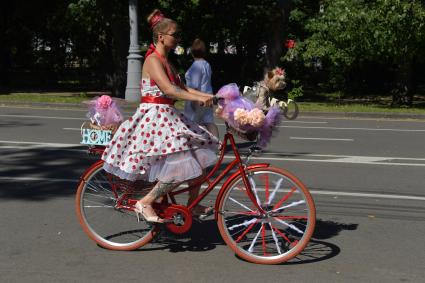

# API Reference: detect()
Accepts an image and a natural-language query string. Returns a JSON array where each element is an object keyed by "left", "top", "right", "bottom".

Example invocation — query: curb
[
  {"left": 0, "top": 101, "right": 140, "bottom": 111},
  {"left": 1, "top": 100, "right": 425, "bottom": 120}
]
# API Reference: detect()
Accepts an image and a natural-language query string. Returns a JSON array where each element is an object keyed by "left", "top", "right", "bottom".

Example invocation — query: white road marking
[
  {"left": 290, "top": 137, "right": 354, "bottom": 141},
  {"left": 0, "top": 176, "right": 77, "bottom": 182},
  {"left": 281, "top": 121, "right": 329, "bottom": 124},
  {"left": 308, "top": 190, "right": 425, "bottom": 201},
  {"left": 225, "top": 155, "right": 425, "bottom": 167},
  {"left": 260, "top": 152, "right": 425, "bottom": 161},
  {"left": 0, "top": 175, "right": 424, "bottom": 201},
  {"left": 2, "top": 114, "right": 423, "bottom": 132},
  {"left": 0, "top": 140, "right": 82, "bottom": 148},
  {"left": 1, "top": 141, "right": 425, "bottom": 166},
  {"left": 0, "top": 114, "right": 85, "bottom": 120},
  {"left": 279, "top": 125, "right": 425, "bottom": 132},
  {"left": 215, "top": 123, "right": 425, "bottom": 132}
]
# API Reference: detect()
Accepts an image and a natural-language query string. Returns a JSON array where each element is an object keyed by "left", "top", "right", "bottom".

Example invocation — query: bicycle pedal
[
  {"left": 198, "top": 212, "right": 214, "bottom": 221},
  {"left": 192, "top": 217, "right": 203, "bottom": 223}
]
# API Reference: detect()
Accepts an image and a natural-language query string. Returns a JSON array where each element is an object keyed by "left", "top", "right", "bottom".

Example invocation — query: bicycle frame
[
  {"left": 85, "top": 132, "right": 269, "bottom": 215},
  {"left": 166, "top": 132, "right": 268, "bottom": 215}
]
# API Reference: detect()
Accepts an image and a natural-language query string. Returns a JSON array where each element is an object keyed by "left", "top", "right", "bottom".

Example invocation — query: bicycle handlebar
[
  {"left": 199, "top": 96, "right": 223, "bottom": 107},
  {"left": 212, "top": 96, "right": 223, "bottom": 105}
]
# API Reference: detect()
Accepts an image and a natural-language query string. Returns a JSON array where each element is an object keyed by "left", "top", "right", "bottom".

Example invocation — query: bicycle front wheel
[
  {"left": 217, "top": 166, "right": 315, "bottom": 264},
  {"left": 75, "top": 161, "right": 157, "bottom": 250}
]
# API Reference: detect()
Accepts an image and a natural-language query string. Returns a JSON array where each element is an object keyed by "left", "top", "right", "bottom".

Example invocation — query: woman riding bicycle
[{"left": 101, "top": 9, "right": 219, "bottom": 223}]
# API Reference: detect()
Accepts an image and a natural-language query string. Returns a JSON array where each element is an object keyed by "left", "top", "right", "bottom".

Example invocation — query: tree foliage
[
  {"left": 290, "top": 0, "right": 425, "bottom": 104},
  {"left": 1, "top": 0, "right": 425, "bottom": 105}
]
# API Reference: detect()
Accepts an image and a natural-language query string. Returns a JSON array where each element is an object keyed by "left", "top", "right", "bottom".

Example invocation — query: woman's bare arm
[
  {"left": 187, "top": 87, "right": 212, "bottom": 97},
  {"left": 144, "top": 56, "right": 213, "bottom": 105}
]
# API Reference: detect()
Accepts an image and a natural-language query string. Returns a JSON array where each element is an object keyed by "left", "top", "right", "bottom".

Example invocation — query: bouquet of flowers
[
  {"left": 215, "top": 83, "right": 281, "bottom": 147},
  {"left": 85, "top": 95, "right": 124, "bottom": 133}
]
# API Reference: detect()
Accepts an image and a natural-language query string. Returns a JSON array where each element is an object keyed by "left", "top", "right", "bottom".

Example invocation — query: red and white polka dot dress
[{"left": 101, "top": 78, "right": 219, "bottom": 182}]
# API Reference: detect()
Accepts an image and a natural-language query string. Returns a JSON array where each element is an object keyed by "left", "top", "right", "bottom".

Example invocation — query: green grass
[
  {"left": 0, "top": 92, "right": 185, "bottom": 109},
  {"left": 299, "top": 102, "right": 425, "bottom": 114},
  {"left": 1, "top": 92, "right": 424, "bottom": 114},
  {"left": 0, "top": 93, "right": 90, "bottom": 104}
]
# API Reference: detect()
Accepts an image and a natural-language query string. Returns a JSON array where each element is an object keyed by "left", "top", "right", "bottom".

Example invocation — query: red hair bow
[
  {"left": 275, "top": 68, "right": 285, "bottom": 76},
  {"left": 150, "top": 11, "right": 165, "bottom": 28}
]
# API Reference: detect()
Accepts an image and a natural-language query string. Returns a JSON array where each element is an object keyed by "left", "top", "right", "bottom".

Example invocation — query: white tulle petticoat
[{"left": 103, "top": 148, "right": 217, "bottom": 182}]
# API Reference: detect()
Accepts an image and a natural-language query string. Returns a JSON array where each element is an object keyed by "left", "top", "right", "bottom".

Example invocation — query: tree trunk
[
  {"left": 391, "top": 58, "right": 413, "bottom": 107},
  {"left": 264, "top": 0, "right": 289, "bottom": 69}
]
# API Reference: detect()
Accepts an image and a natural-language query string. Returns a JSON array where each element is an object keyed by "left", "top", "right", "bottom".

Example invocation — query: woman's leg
[
  {"left": 137, "top": 180, "right": 180, "bottom": 221},
  {"left": 187, "top": 172, "right": 213, "bottom": 216},
  {"left": 187, "top": 174, "right": 204, "bottom": 206}
]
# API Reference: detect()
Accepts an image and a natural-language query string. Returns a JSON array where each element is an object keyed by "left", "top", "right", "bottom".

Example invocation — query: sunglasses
[{"left": 162, "top": 31, "right": 182, "bottom": 39}]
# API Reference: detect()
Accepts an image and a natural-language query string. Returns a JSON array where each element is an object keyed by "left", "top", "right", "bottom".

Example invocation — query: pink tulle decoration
[
  {"left": 86, "top": 95, "right": 124, "bottom": 126},
  {"left": 216, "top": 83, "right": 281, "bottom": 147}
]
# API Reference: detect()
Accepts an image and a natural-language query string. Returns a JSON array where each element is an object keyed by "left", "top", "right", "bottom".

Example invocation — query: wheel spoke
[
  {"left": 247, "top": 225, "right": 263, "bottom": 253},
  {"left": 268, "top": 223, "right": 282, "bottom": 254},
  {"left": 85, "top": 192, "right": 115, "bottom": 201},
  {"left": 272, "top": 200, "right": 305, "bottom": 213},
  {"left": 261, "top": 224, "right": 267, "bottom": 256},
  {"left": 273, "top": 217, "right": 304, "bottom": 234},
  {"left": 228, "top": 218, "right": 257, "bottom": 231},
  {"left": 222, "top": 210, "right": 256, "bottom": 215},
  {"left": 267, "top": 177, "right": 283, "bottom": 205},
  {"left": 272, "top": 225, "right": 293, "bottom": 245},
  {"left": 228, "top": 197, "right": 254, "bottom": 212},
  {"left": 272, "top": 187, "right": 296, "bottom": 210},
  {"left": 248, "top": 177, "right": 262, "bottom": 206},
  {"left": 235, "top": 219, "right": 259, "bottom": 243},
  {"left": 275, "top": 215, "right": 308, "bottom": 220}
]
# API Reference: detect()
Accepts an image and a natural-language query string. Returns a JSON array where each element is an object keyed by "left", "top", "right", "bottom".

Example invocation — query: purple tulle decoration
[
  {"left": 258, "top": 106, "right": 282, "bottom": 147},
  {"left": 85, "top": 95, "right": 124, "bottom": 126},
  {"left": 216, "top": 83, "right": 281, "bottom": 147}
]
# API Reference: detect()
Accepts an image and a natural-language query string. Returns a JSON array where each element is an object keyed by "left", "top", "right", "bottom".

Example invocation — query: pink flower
[
  {"left": 248, "top": 108, "right": 265, "bottom": 127},
  {"left": 96, "top": 95, "right": 113, "bottom": 109},
  {"left": 234, "top": 108, "right": 250, "bottom": 125}
]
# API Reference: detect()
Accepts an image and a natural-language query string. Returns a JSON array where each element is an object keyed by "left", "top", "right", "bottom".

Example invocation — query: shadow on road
[
  {"left": 132, "top": 218, "right": 357, "bottom": 265},
  {"left": 280, "top": 219, "right": 358, "bottom": 265},
  {"left": 313, "top": 219, "right": 358, "bottom": 240},
  {"left": 0, "top": 146, "right": 235, "bottom": 200},
  {"left": 137, "top": 220, "right": 224, "bottom": 253}
]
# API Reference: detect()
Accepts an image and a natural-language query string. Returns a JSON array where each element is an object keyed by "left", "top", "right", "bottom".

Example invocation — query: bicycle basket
[
  {"left": 227, "top": 124, "right": 258, "bottom": 142},
  {"left": 80, "top": 121, "right": 118, "bottom": 146}
]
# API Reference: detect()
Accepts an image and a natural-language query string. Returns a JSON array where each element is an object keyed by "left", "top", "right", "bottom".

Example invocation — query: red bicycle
[{"left": 75, "top": 124, "right": 316, "bottom": 264}]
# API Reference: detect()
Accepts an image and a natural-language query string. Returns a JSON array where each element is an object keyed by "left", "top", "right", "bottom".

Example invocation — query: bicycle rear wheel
[
  {"left": 217, "top": 166, "right": 315, "bottom": 264},
  {"left": 75, "top": 161, "right": 157, "bottom": 250}
]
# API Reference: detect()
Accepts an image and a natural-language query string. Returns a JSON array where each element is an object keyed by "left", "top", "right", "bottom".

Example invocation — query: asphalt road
[{"left": 1, "top": 105, "right": 424, "bottom": 283}]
